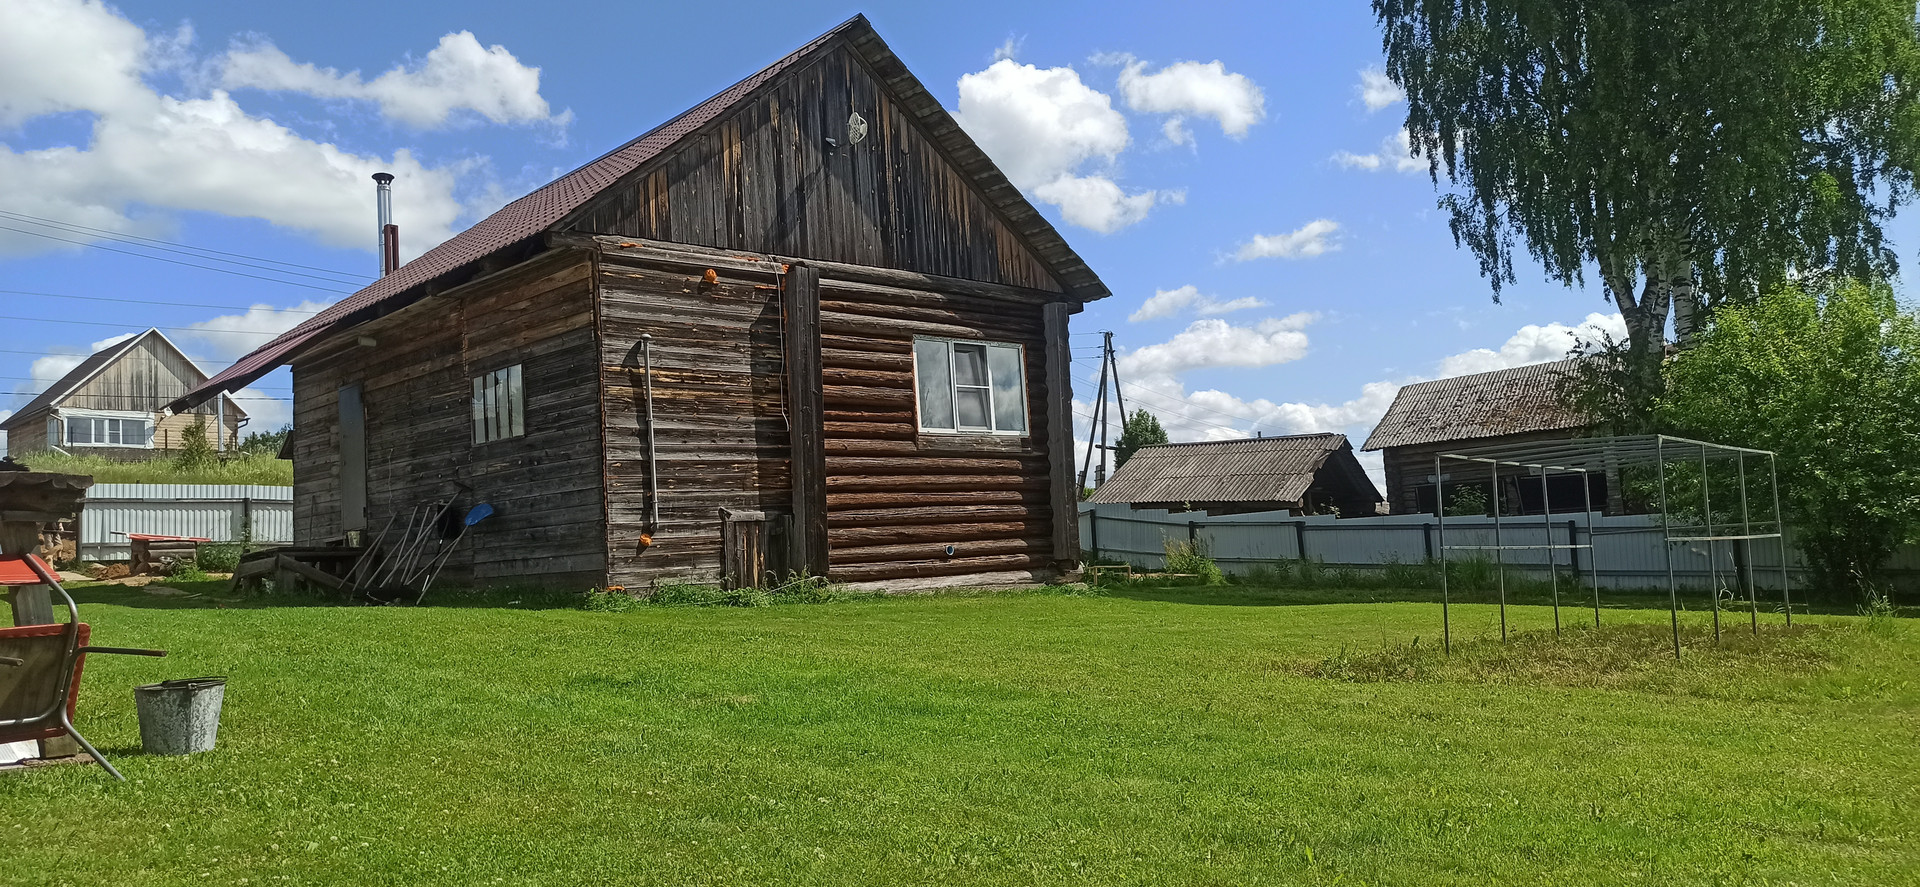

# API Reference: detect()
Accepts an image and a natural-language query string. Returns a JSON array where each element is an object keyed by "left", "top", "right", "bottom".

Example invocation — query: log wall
[
  {"left": 814, "top": 275, "right": 1061, "bottom": 586},
  {"left": 291, "top": 249, "right": 606, "bottom": 585}
]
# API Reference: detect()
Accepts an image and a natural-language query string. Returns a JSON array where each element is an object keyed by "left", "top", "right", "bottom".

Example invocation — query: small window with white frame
[
  {"left": 472, "top": 364, "right": 525, "bottom": 445},
  {"left": 913, "top": 338, "right": 1028, "bottom": 434}
]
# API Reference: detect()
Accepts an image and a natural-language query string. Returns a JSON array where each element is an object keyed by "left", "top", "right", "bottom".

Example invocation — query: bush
[
  {"left": 1163, "top": 539, "right": 1225, "bottom": 585},
  {"left": 197, "top": 543, "right": 243, "bottom": 574},
  {"left": 161, "top": 560, "right": 210, "bottom": 583}
]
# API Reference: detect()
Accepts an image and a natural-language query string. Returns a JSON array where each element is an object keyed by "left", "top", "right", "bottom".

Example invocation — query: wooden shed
[
  {"left": 1362, "top": 359, "right": 1612, "bottom": 515},
  {"left": 170, "top": 16, "right": 1101, "bottom": 590},
  {"left": 2, "top": 328, "right": 244, "bottom": 459},
  {"left": 1086, "top": 434, "right": 1382, "bottom": 517}
]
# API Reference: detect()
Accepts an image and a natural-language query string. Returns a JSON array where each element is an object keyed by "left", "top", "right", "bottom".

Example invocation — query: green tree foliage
[
  {"left": 1376, "top": 0, "right": 1920, "bottom": 403},
  {"left": 173, "top": 416, "right": 216, "bottom": 471},
  {"left": 1114, "top": 410, "right": 1170, "bottom": 468},
  {"left": 237, "top": 424, "right": 291, "bottom": 457},
  {"left": 1660, "top": 279, "right": 1920, "bottom": 599}
]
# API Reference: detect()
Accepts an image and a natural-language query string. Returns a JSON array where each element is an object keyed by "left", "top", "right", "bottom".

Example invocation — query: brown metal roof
[
  {"left": 1362, "top": 358, "right": 1589, "bottom": 451},
  {"left": 169, "top": 14, "right": 1108, "bottom": 414},
  {"left": 1087, "top": 433, "right": 1369, "bottom": 507}
]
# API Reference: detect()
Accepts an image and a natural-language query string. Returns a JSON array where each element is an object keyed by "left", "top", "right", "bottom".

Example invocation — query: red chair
[{"left": 0, "top": 554, "right": 164, "bottom": 780}]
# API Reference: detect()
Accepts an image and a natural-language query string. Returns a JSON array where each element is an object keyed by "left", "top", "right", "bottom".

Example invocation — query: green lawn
[{"left": 3, "top": 583, "right": 1915, "bottom": 886}]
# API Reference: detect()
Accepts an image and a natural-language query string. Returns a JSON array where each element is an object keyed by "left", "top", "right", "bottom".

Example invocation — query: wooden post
[
  {"left": 784, "top": 264, "right": 828, "bottom": 578},
  {"left": 1044, "top": 302, "right": 1080, "bottom": 569}
]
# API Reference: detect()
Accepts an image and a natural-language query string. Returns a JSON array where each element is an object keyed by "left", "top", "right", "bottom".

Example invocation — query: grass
[
  {"left": 8, "top": 450, "right": 292, "bottom": 485},
  {"left": 2, "top": 581, "right": 1916, "bottom": 886}
]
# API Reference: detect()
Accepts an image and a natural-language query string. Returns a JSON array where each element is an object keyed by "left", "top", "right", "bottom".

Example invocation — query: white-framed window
[
  {"left": 913, "top": 338, "right": 1028, "bottom": 434},
  {"left": 472, "top": 364, "right": 525, "bottom": 445},
  {"left": 65, "top": 413, "right": 154, "bottom": 448}
]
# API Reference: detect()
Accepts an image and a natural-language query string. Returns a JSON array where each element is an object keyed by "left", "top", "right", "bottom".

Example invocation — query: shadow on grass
[
  {"left": 64, "top": 580, "right": 590, "bottom": 612},
  {"left": 1097, "top": 581, "right": 1839, "bottom": 616}
]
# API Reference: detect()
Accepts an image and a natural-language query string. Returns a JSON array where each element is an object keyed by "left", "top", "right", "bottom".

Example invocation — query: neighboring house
[
  {"left": 1087, "top": 434, "right": 1383, "bottom": 517},
  {"left": 1, "top": 328, "right": 243, "bottom": 460},
  {"left": 1363, "top": 358, "right": 1610, "bottom": 515},
  {"left": 169, "top": 16, "right": 1102, "bottom": 590}
]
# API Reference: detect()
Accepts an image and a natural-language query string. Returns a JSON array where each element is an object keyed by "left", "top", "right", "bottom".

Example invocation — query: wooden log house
[{"left": 170, "top": 16, "right": 1104, "bottom": 590}]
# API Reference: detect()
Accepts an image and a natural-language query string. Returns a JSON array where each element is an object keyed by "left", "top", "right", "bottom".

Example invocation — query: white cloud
[
  {"left": 1116, "top": 58, "right": 1266, "bottom": 138},
  {"left": 0, "top": 0, "right": 552, "bottom": 261},
  {"left": 1358, "top": 68, "right": 1404, "bottom": 112},
  {"left": 1031, "top": 175, "right": 1165, "bottom": 234},
  {"left": 1162, "top": 117, "right": 1192, "bottom": 147},
  {"left": 1332, "top": 128, "right": 1424, "bottom": 174},
  {"left": 1117, "top": 314, "right": 1317, "bottom": 380},
  {"left": 1435, "top": 312, "right": 1626, "bottom": 377},
  {"left": 220, "top": 31, "right": 568, "bottom": 129},
  {"left": 955, "top": 58, "right": 1168, "bottom": 233},
  {"left": 1128, "top": 285, "right": 1266, "bottom": 322},
  {"left": 993, "top": 37, "right": 1023, "bottom": 62},
  {"left": 1233, "top": 219, "right": 1340, "bottom": 261},
  {"left": 172, "top": 301, "right": 333, "bottom": 363}
]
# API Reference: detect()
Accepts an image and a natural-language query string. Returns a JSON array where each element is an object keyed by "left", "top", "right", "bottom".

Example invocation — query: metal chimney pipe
[{"left": 372, "top": 172, "right": 396, "bottom": 276}]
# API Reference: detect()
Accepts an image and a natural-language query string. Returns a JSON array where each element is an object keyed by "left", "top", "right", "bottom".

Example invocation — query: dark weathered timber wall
[
  {"left": 598, "top": 253, "right": 791, "bottom": 586},
  {"left": 1379, "top": 428, "right": 1608, "bottom": 516},
  {"left": 562, "top": 45, "right": 1065, "bottom": 295},
  {"left": 815, "top": 275, "right": 1059, "bottom": 584},
  {"left": 291, "top": 249, "right": 606, "bottom": 584}
]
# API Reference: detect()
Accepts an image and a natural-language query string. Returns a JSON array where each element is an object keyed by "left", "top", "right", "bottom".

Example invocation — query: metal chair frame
[{"left": 0, "top": 554, "right": 164, "bottom": 780}]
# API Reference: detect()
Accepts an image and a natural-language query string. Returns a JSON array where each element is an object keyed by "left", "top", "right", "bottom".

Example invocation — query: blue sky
[{"left": 7, "top": 0, "right": 1881, "bottom": 481}]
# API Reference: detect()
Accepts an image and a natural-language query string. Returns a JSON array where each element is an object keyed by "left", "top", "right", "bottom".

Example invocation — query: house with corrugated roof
[
  {"left": 1, "top": 328, "right": 244, "bottom": 460},
  {"left": 165, "top": 15, "right": 1104, "bottom": 591},
  {"left": 1087, "top": 434, "right": 1382, "bottom": 517},
  {"left": 1362, "top": 358, "right": 1611, "bottom": 515}
]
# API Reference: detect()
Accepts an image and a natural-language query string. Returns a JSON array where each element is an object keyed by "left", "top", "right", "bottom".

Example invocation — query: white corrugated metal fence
[
  {"left": 79, "top": 484, "right": 292, "bottom": 562},
  {"left": 1080, "top": 502, "right": 1920, "bottom": 591}
]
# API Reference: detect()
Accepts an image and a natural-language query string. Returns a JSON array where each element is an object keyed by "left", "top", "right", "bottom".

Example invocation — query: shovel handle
[{"left": 79, "top": 646, "right": 168, "bottom": 657}]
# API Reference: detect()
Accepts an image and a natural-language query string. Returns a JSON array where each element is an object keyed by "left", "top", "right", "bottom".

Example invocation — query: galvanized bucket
[{"left": 133, "top": 677, "right": 226, "bottom": 755}]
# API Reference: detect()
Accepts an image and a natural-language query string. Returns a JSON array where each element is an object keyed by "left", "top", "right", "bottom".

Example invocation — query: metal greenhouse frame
[{"left": 1434, "top": 434, "right": 1791, "bottom": 657}]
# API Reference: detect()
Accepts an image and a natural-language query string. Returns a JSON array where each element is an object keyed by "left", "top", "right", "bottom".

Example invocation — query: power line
[
  {"left": 0, "top": 289, "right": 330, "bottom": 316},
  {"left": 0, "top": 208, "right": 374, "bottom": 281},
  {"left": 0, "top": 314, "right": 310, "bottom": 336},
  {"left": 0, "top": 225, "right": 356, "bottom": 295}
]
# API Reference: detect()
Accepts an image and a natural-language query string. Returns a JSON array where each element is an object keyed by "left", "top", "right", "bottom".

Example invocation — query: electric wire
[
  {"left": 0, "top": 210, "right": 372, "bottom": 285},
  {"left": 0, "top": 289, "right": 330, "bottom": 315},
  {"left": 0, "top": 209, "right": 374, "bottom": 280},
  {"left": 0, "top": 225, "right": 357, "bottom": 295}
]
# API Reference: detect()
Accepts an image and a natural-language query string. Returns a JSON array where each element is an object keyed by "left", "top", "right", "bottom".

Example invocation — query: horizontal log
[
  {"left": 823, "top": 408, "right": 914, "bottom": 423},
  {"left": 829, "top": 536, "right": 1053, "bottom": 566},
  {"left": 820, "top": 312, "right": 1042, "bottom": 345},
  {"left": 828, "top": 553, "right": 1049, "bottom": 583},
  {"left": 819, "top": 333, "right": 913, "bottom": 354},
  {"left": 824, "top": 438, "right": 1040, "bottom": 457},
  {"left": 822, "top": 421, "right": 916, "bottom": 441},
  {"left": 819, "top": 300, "right": 1039, "bottom": 338},
  {"left": 829, "top": 521, "right": 1049, "bottom": 548},
  {"left": 826, "top": 490, "right": 1050, "bottom": 509},
  {"left": 822, "top": 385, "right": 914, "bottom": 408},
  {"left": 821, "top": 367, "right": 913, "bottom": 389},
  {"left": 825, "top": 456, "right": 1044, "bottom": 475},
  {"left": 825, "top": 505, "right": 1040, "bottom": 527},
  {"left": 820, "top": 348, "right": 911, "bottom": 372},
  {"left": 836, "top": 569, "right": 1050, "bottom": 593},
  {"left": 818, "top": 278, "right": 1049, "bottom": 320},
  {"left": 825, "top": 475, "right": 1046, "bottom": 493}
]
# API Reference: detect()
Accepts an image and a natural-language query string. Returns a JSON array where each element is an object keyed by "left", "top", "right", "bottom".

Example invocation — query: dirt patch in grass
[{"left": 1300, "top": 620, "right": 1888, "bottom": 700}]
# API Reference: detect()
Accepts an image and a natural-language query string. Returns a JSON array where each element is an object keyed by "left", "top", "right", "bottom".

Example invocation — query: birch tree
[{"left": 1375, "top": 0, "right": 1920, "bottom": 395}]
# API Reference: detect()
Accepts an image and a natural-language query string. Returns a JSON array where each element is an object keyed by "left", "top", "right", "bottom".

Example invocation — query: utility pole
[{"left": 1078, "top": 331, "right": 1128, "bottom": 493}]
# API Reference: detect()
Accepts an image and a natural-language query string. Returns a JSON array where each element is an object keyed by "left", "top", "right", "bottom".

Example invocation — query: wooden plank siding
[
  {"left": 290, "top": 249, "right": 607, "bottom": 584},
  {"left": 1379, "top": 428, "right": 1623, "bottom": 516},
  {"left": 597, "top": 252, "right": 793, "bottom": 587},
  {"left": 814, "top": 274, "right": 1062, "bottom": 586},
  {"left": 561, "top": 44, "right": 1066, "bottom": 296}
]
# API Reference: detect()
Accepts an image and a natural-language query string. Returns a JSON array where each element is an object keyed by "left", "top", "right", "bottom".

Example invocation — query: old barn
[{"left": 171, "top": 16, "right": 1102, "bottom": 590}]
